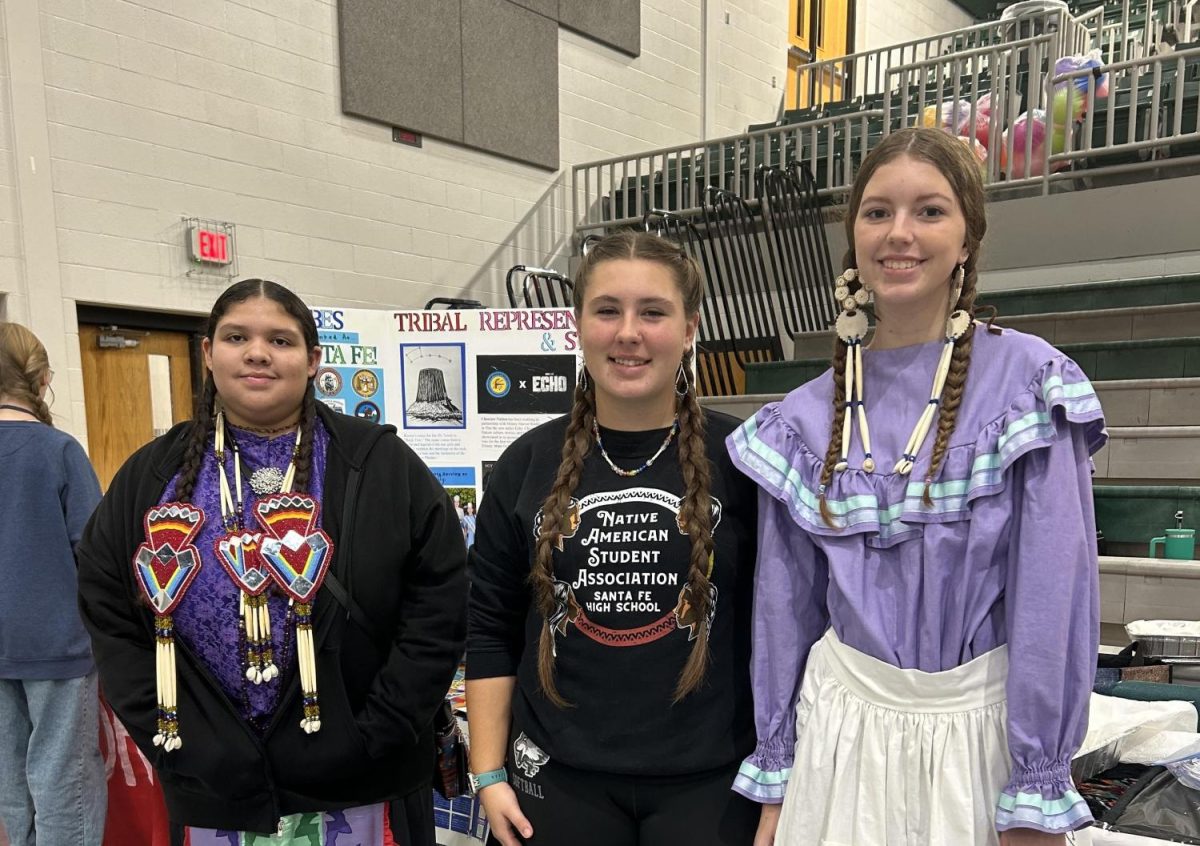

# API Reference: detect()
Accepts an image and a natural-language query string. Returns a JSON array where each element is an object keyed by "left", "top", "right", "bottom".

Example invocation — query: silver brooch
[{"left": 249, "top": 467, "right": 285, "bottom": 496}]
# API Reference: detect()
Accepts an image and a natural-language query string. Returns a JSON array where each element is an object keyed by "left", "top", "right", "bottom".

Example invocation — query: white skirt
[{"left": 776, "top": 629, "right": 1012, "bottom": 846}]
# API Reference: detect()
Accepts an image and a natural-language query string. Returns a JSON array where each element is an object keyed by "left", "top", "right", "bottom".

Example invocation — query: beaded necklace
[{"left": 592, "top": 417, "right": 679, "bottom": 477}]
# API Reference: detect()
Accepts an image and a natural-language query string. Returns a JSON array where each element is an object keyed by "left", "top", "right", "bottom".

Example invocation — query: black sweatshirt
[
  {"left": 76, "top": 404, "right": 467, "bottom": 832},
  {"left": 467, "top": 410, "right": 757, "bottom": 776}
]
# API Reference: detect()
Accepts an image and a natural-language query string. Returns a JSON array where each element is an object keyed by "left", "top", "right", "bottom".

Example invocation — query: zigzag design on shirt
[{"left": 573, "top": 610, "right": 677, "bottom": 646}]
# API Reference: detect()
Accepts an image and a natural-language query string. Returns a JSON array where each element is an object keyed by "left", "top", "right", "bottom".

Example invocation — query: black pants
[{"left": 488, "top": 756, "right": 759, "bottom": 846}]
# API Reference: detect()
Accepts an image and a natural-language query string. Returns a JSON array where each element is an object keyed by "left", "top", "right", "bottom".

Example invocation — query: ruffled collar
[{"left": 728, "top": 330, "right": 1106, "bottom": 547}]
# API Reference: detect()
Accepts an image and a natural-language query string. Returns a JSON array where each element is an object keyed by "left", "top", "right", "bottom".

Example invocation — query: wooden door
[
  {"left": 789, "top": 0, "right": 854, "bottom": 109},
  {"left": 79, "top": 325, "right": 195, "bottom": 490},
  {"left": 812, "top": 0, "right": 851, "bottom": 65},
  {"left": 791, "top": 0, "right": 811, "bottom": 55}
]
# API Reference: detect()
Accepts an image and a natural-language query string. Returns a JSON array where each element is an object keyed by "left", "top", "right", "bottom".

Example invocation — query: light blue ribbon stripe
[
  {"left": 998, "top": 790, "right": 1087, "bottom": 816},
  {"left": 734, "top": 389, "right": 1093, "bottom": 536},
  {"left": 733, "top": 761, "right": 790, "bottom": 803}
]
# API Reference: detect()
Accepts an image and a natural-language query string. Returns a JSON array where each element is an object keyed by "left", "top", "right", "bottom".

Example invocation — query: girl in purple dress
[{"left": 728, "top": 128, "right": 1104, "bottom": 846}]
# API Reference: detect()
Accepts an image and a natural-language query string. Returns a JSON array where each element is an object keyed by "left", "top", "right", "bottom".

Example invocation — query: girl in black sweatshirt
[{"left": 466, "top": 232, "right": 760, "bottom": 846}]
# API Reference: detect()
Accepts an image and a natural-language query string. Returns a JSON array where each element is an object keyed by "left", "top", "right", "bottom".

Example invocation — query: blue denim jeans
[{"left": 0, "top": 672, "right": 106, "bottom": 846}]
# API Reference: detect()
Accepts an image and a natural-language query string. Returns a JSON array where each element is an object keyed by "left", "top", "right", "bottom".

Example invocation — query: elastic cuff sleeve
[
  {"left": 995, "top": 767, "right": 1093, "bottom": 833},
  {"left": 731, "top": 743, "right": 793, "bottom": 803}
]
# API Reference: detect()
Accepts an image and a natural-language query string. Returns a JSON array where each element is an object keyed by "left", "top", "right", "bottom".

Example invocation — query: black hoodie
[{"left": 77, "top": 403, "right": 467, "bottom": 832}]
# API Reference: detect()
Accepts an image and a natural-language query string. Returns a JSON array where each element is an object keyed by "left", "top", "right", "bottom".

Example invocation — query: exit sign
[{"left": 189, "top": 225, "right": 233, "bottom": 265}]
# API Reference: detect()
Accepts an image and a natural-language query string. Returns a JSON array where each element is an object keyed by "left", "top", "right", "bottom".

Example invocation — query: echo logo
[{"left": 532, "top": 375, "right": 568, "bottom": 393}]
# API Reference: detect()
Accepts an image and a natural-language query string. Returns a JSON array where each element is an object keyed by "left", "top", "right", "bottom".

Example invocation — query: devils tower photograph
[
  {"left": 407, "top": 367, "right": 463, "bottom": 423},
  {"left": 401, "top": 343, "right": 466, "bottom": 428}
]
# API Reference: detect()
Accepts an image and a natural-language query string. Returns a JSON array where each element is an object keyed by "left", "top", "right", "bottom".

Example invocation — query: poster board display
[
  {"left": 315, "top": 305, "right": 580, "bottom": 845},
  {"left": 315, "top": 306, "right": 580, "bottom": 508}
]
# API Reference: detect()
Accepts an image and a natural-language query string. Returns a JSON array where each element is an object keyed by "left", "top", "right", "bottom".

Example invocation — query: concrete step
[
  {"left": 701, "top": 392, "right": 782, "bottom": 421},
  {"left": 977, "top": 273, "right": 1200, "bottom": 317},
  {"left": 1098, "top": 556, "right": 1200, "bottom": 649},
  {"left": 1063, "top": 336, "right": 1200, "bottom": 382},
  {"left": 1096, "top": 378, "right": 1200, "bottom": 426},
  {"left": 703, "top": 378, "right": 1200, "bottom": 427},
  {"left": 747, "top": 336, "right": 1200, "bottom": 394},
  {"left": 1093, "top": 426, "right": 1200, "bottom": 482},
  {"left": 792, "top": 303, "right": 1200, "bottom": 358},
  {"left": 788, "top": 273, "right": 1200, "bottom": 358}
]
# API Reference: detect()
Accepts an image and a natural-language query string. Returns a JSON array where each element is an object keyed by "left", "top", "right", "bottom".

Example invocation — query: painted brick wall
[
  {"left": 5, "top": 0, "right": 909, "bottom": 441},
  {"left": 32, "top": 0, "right": 786, "bottom": 328},
  {"left": 712, "top": 1, "right": 789, "bottom": 137},
  {"left": 858, "top": 0, "right": 975, "bottom": 52},
  {"left": 0, "top": 19, "right": 20, "bottom": 317}
]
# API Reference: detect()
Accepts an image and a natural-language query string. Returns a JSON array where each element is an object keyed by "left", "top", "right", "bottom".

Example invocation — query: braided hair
[
  {"left": 0, "top": 322, "right": 55, "bottom": 426},
  {"left": 818, "top": 128, "right": 988, "bottom": 525},
  {"left": 531, "top": 231, "right": 715, "bottom": 706},
  {"left": 175, "top": 279, "right": 320, "bottom": 501}
]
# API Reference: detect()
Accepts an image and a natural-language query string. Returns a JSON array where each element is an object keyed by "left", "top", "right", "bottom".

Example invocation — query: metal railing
[
  {"left": 1092, "top": 0, "right": 1199, "bottom": 64},
  {"left": 791, "top": 7, "right": 1089, "bottom": 110},
  {"left": 1046, "top": 44, "right": 1200, "bottom": 188},
  {"left": 572, "top": 45, "right": 1200, "bottom": 229},
  {"left": 883, "top": 34, "right": 1059, "bottom": 186},
  {"left": 571, "top": 0, "right": 1200, "bottom": 232},
  {"left": 572, "top": 109, "right": 882, "bottom": 234}
]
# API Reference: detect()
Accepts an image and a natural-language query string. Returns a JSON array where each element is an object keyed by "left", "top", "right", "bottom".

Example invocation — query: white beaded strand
[
  {"left": 829, "top": 263, "right": 973, "bottom": 481},
  {"left": 854, "top": 341, "right": 875, "bottom": 472}
]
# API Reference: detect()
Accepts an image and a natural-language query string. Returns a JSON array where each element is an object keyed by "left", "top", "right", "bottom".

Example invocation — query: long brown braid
[
  {"left": 0, "top": 323, "right": 55, "bottom": 426},
  {"left": 671, "top": 346, "right": 715, "bottom": 702},
  {"left": 922, "top": 258, "right": 980, "bottom": 506},
  {"left": 817, "top": 128, "right": 988, "bottom": 527},
  {"left": 533, "top": 230, "right": 714, "bottom": 706},
  {"left": 816, "top": 340, "right": 850, "bottom": 526},
  {"left": 173, "top": 279, "right": 321, "bottom": 503},
  {"left": 532, "top": 377, "right": 596, "bottom": 708}
]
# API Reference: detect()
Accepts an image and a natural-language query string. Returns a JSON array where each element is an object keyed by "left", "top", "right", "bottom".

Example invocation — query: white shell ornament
[
  {"left": 836, "top": 309, "right": 869, "bottom": 342},
  {"left": 854, "top": 288, "right": 870, "bottom": 305},
  {"left": 841, "top": 268, "right": 858, "bottom": 282},
  {"left": 834, "top": 285, "right": 850, "bottom": 301},
  {"left": 945, "top": 309, "right": 972, "bottom": 340},
  {"left": 843, "top": 296, "right": 857, "bottom": 311}
]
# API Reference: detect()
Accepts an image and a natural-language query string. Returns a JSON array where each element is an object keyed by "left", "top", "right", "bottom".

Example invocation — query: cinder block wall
[
  {"left": 857, "top": 0, "right": 974, "bottom": 52},
  {"left": 1, "top": 0, "right": 796, "bottom": 444}
]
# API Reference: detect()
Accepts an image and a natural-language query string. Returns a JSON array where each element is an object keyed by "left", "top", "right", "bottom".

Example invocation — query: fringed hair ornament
[
  {"left": 132, "top": 503, "right": 205, "bottom": 752},
  {"left": 829, "top": 262, "right": 973, "bottom": 481},
  {"left": 833, "top": 267, "right": 875, "bottom": 473}
]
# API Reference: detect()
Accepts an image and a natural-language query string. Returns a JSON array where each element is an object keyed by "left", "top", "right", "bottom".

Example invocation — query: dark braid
[
  {"left": 291, "top": 389, "right": 318, "bottom": 493},
  {"left": 532, "top": 376, "right": 596, "bottom": 708},
  {"left": 672, "top": 350, "right": 715, "bottom": 702},
  {"left": 922, "top": 260, "right": 980, "bottom": 506},
  {"left": 817, "top": 337, "right": 850, "bottom": 527},
  {"left": 174, "top": 378, "right": 217, "bottom": 502}
]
